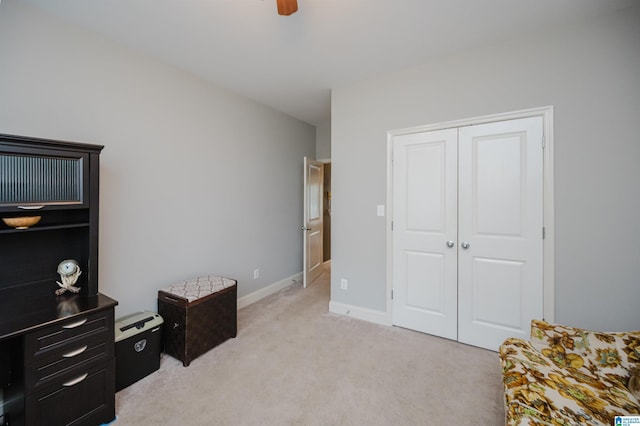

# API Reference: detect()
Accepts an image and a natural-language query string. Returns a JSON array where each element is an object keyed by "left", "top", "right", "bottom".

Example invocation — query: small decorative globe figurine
[{"left": 55, "top": 259, "right": 82, "bottom": 296}]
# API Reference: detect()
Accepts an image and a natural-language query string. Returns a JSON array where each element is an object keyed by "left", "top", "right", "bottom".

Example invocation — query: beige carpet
[{"left": 114, "top": 266, "right": 505, "bottom": 425}]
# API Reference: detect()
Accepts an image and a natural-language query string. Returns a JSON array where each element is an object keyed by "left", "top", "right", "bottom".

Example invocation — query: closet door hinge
[
  {"left": 391, "top": 221, "right": 394, "bottom": 231},
  {"left": 542, "top": 135, "right": 545, "bottom": 149},
  {"left": 542, "top": 227, "right": 546, "bottom": 239},
  {"left": 391, "top": 289, "right": 394, "bottom": 300}
]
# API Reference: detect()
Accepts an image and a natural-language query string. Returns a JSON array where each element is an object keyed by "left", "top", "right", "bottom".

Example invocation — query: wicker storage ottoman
[{"left": 157, "top": 275, "right": 237, "bottom": 367}]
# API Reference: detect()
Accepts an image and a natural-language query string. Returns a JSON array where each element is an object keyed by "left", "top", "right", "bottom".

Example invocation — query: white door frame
[{"left": 386, "top": 106, "right": 555, "bottom": 325}]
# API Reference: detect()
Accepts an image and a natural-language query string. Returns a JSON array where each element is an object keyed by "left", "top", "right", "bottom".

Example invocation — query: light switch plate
[{"left": 377, "top": 205, "right": 385, "bottom": 217}]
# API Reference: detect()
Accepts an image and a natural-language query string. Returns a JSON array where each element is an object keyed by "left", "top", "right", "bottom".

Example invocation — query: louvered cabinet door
[{"left": 0, "top": 148, "right": 89, "bottom": 211}]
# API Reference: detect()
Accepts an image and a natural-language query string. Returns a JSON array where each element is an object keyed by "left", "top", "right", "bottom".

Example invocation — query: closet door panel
[
  {"left": 392, "top": 129, "right": 458, "bottom": 340},
  {"left": 458, "top": 117, "right": 543, "bottom": 351}
]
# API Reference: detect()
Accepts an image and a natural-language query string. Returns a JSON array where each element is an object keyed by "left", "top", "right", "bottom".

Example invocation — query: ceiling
[{"left": 21, "top": 0, "right": 636, "bottom": 126}]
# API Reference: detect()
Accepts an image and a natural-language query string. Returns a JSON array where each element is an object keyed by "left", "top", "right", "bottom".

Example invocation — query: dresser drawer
[
  {"left": 25, "top": 358, "right": 115, "bottom": 426},
  {"left": 25, "top": 310, "right": 113, "bottom": 358},
  {"left": 25, "top": 331, "right": 113, "bottom": 389}
]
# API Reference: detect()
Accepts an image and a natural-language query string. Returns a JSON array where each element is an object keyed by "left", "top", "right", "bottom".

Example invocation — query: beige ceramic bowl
[{"left": 2, "top": 216, "right": 42, "bottom": 229}]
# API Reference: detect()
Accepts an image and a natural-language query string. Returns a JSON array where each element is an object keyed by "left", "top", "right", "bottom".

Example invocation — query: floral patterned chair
[{"left": 499, "top": 320, "right": 640, "bottom": 425}]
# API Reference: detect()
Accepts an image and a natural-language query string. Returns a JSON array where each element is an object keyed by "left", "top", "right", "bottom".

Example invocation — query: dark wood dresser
[{"left": 0, "top": 134, "right": 118, "bottom": 426}]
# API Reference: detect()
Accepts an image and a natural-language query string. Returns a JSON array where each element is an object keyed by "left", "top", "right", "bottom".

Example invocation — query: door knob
[
  {"left": 461, "top": 241, "right": 470, "bottom": 249},
  {"left": 446, "top": 241, "right": 455, "bottom": 248},
  {"left": 301, "top": 226, "right": 311, "bottom": 232}
]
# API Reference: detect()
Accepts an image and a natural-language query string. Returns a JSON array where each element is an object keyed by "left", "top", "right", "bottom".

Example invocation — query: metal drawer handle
[
  {"left": 63, "top": 373, "right": 88, "bottom": 387},
  {"left": 62, "top": 345, "right": 88, "bottom": 358},
  {"left": 62, "top": 318, "right": 87, "bottom": 329},
  {"left": 164, "top": 296, "right": 180, "bottom": 303},
  {"left": 18, "top": 205, "right": 45, "bottom": 210}
]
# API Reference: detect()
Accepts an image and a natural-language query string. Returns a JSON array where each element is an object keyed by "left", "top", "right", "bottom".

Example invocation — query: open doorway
[
  {"left": 302, "top": 158, "right": 331, "bottom": 289},
  {"left": 323, "top": 162, "right": 331, "bottom": 263}
]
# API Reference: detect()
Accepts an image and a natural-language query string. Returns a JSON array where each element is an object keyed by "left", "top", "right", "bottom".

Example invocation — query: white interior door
[
  {"left": 303, "top": 157, "right": 324, "bottom": 287},
  {"left": 392, "top": 129, "right": 458, "bottom": 339},
  {"left": 457, "top": 117, "right": 543, "bottom": 350}
]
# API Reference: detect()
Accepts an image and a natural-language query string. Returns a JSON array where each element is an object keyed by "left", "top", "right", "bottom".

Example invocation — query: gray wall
[
  {"left": 0, "top": 2, "right": 315, "bottom": 317},
  {"left": 315, "top": 121, "right": 331, "bottom": 160},
  {"left": 331, "top": 6, "right": 640, "bottom": 331}
]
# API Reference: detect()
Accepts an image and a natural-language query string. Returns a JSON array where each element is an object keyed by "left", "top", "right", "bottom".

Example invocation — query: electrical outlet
[
  {"left": 253, "top": 269, "right": 260, "bottom": 279},
  {"left": 340, "top": 278, "right": 348, "bottom": 290}
]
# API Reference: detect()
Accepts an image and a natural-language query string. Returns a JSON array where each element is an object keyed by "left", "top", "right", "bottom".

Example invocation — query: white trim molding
[
  {"left": 237, "top": 272, "right": 302, "bottom": 310},
  {"left": 329, "top": 301, "right": 391, "bottom": 326}
]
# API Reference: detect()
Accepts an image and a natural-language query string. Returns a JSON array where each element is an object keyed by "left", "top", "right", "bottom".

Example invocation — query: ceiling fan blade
[{"left": 277, "top": 0, "right": 298, "bottom": 16}]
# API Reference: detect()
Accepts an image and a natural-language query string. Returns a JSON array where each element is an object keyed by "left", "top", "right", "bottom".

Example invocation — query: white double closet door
[{"left": 392, "top": 117, "right": 543, "bottom": 351}]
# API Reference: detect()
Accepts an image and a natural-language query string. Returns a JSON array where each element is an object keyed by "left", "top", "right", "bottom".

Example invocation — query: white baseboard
[
  {"left": 237, "top": 272, "right": 302, "bottom": 310},
  {"left": 328, "top": 301, "right": 391, "bottom": 326}
]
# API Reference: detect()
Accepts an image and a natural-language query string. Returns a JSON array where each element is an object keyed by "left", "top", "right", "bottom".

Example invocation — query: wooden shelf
[{"left": 0, "top": 223, "right": 90, "bottom": 235}]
